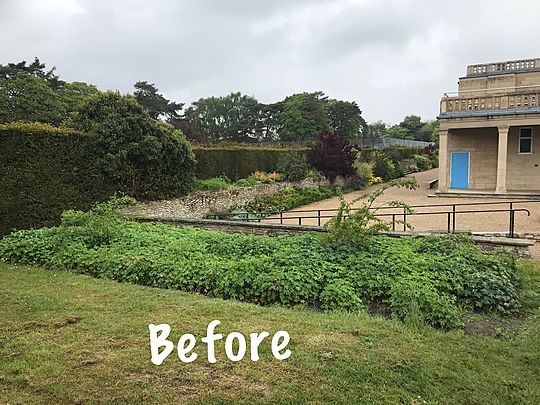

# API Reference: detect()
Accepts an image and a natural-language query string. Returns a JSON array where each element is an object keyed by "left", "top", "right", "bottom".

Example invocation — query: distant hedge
[
  {"left": 0, "top": 123, "right": 116, "bottom": 236},
  {"left": 193, "top": 145, "right": 310, "bottom": 180},
  {"left": 359, "top": 146, "right": 425, "bottom": 162}
]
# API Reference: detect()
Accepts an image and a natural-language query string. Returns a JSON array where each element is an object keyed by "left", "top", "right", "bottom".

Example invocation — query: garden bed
[{"left": 0, "top": 207, "right": 525, "bottom": 330}]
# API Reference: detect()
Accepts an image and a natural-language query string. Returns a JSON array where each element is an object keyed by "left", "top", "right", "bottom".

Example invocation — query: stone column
[
  {"left": 496, "top": 126, "right": 509, "bottom": 194},
  {"left": 438, "top": 129, "right": 449, "bottom": 192}
]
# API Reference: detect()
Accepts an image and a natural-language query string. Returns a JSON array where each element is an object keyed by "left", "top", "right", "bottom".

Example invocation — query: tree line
[{"left": 0, "top": 57, "right": 436, "bottom": 144}]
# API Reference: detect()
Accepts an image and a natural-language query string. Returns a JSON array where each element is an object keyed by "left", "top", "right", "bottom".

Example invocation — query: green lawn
[{"left": 1, "top": 261, "right": 539, "bottom": 404}]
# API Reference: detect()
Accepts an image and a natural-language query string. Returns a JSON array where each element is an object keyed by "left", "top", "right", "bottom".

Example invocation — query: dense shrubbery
[
  {"left": 68, "top": 92, "right": 195, "bottom": 199},
  {"left": 0, "top": 94, "right": 196, "bottom": 235},
  {"left": 0, "top": 122, "right": 116, "bottom": 236},
  {"left": 0, "top": 206, "right": 521, "bottom": 329},
  {"left": 241, "top": 186, "right": 339, "bottom": 214},
  {"left": 193, "top": 145, "right": 309, "bottom": 181},
  {"left": 371, "top": 151, "right": 397, "bottom": 181}
]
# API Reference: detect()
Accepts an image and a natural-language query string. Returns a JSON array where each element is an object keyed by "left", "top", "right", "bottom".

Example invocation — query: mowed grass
[{"left": 1, "top": 261, "right": 539, "bottom": 404}]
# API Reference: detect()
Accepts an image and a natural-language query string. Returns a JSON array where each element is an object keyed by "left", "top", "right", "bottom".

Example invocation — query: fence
[
  {"left": 213, "top": 200, "right": 540, "bottom": 238},
  {"left": 354, "top": 137, "right": 434, "bottom": 149}
]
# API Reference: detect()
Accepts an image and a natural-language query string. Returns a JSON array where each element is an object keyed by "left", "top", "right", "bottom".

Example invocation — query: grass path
[{"left": 1, "top": 262, "right": 540, "bottom": 404}]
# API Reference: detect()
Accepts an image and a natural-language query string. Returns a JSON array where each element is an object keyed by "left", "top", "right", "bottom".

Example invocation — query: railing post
[
  {"left": 447, "top": 212, "right": 451, "bottom": 233},
  {"left": 403, "top": 207, "right": 407, "bottom": 231},
  {"left": 392, "top": 214, "right": 396, "bottom": 231},
  {"left": 299, "top": 217, "right": 302, "bottom": 226},
  {"left": 452, "top": 204, "right": 456, "bottom": 232},
  {"left": 317, "top": 210, "right": 321, "bottom": 227},
  {"left": 280, "top": 211, "right": 283, "bottom": 225},
  {"left": 509, "top": 209, "right": 515, "bottom": 238}
]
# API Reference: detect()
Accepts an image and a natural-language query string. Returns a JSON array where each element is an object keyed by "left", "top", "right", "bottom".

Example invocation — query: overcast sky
[{"left": 1, "top": 0, "right": 539, "bottom": 124}]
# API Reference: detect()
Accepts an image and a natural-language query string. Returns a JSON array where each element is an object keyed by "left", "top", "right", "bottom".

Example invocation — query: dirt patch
[
  {"left": 367, "top": 298, "right": 392, "bottom": 319},
  {"left": 463, "top": 317, "right": 521, "bottom": 338},
  {"left": 77, "top": 356, "right": 105, "bottom": 367},
  {"left": 463, "top": 320, "right": 496, "bottom": 337},
  {"left": 23, "top": 320, "right": 47, "bottom": 330},
  {"left": 54, "top": 316, "right": 82, "bottom": 328}
]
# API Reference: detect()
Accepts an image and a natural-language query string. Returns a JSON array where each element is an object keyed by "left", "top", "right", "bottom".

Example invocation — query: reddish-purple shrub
[{"left": 308, "top": 132, "right": 356, "bottom": 179}]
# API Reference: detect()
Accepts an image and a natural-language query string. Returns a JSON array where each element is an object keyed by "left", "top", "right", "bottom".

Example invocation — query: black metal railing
[{"left": 212, "top": 200, "right": 539, "bottom": 238}]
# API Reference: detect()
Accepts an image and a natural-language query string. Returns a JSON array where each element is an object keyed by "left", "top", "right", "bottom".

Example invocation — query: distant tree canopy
[
  {"left": 175, "top": 91, "right": 367, "bottom": 143},
  {"left": 133, "top": 81, "right": 183, "bottom": 120},
  {"left": 4, "top": 57, "right": 442, "bottom": 145},
  {"left": 180, "top": 92, "right": 263, "bottom": 143},
  {"left": 0, "top": 58, "right": 99, "bottom": 125},
  {"left": 367, "top": 115, "right": 438, "bottom": 143},
  {"left": 0, "top": 57, "right": 64, "bottom": 89}
]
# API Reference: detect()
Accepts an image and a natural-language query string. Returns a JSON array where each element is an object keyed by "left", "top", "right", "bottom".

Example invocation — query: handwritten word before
[{"left": 149, "top": 320, "right": 292, "bottom": 365}]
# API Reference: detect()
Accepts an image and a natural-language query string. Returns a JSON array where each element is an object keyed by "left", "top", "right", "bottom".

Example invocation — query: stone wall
[
  {"left": 126, "top": 176, "right": 354, "bottom": 219},
  {"left": 135, "top": 217, "right": 534, "bottom": 257}
]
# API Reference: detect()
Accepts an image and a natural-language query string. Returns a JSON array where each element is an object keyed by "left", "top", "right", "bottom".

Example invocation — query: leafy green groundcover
[{"left": 0, "top": 210, "right": 521, "bottom": 330}]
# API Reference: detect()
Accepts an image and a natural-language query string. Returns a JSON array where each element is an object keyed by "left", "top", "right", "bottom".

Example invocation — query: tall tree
[
  {"left": 386, "top": 124, "right": 414, "bottom": 140},
  {"left": 181, "top": 92, "right": 262, "bottom": 142},
  {"left": 325, "top": 99, "right": 367, "bottom": 140},
  {"left": 259, "top": 101, "right": 282, "bottom": 141},
  {"left": 0, "top": 73, "right": 65, "bottom": 124},
  {"left": 363, "top": 121, "right": 387, "bottom": 147},
  {"left": 399, "top": 115, "right": 424, "bottom": 135},
  {"left": 133, "top": 81, "right": 183, "bottom": 120},
  {"left": 277, "top": 92, "right": 330, "bottom": 142},
  {"left": 0, "top": 57, "right": 64, "bottom": 89}
]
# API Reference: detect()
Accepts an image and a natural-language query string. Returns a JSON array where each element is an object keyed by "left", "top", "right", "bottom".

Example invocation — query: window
[{"left": 519, "top": 128, "right": 533, "bottom": 154}]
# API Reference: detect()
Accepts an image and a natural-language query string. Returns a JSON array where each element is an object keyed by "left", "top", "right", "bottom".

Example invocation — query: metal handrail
[
  {"left": 227, "top": 200, "right": 540, "bottom": 217},
  {"left": 217, "top": 201, "right": 538, "bottom": 238}
]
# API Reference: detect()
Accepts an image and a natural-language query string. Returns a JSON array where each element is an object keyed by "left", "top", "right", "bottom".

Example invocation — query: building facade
[{"left": 437, "top": 58, "right": 540, "bottom": 196}]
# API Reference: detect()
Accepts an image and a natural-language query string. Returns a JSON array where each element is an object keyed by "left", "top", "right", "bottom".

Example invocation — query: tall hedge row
[
  {"left": 193, "top": 146, "right": 310, "bottom": 180},
  {"left": 0, "top": 123, "right": 117, "bottom": 236},
  {"left": 359, "top": 146, "right": 425, "bottom": 162}
]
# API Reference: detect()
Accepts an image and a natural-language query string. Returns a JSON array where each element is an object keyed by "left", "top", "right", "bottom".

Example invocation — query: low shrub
[
  {"left": 353, "top": 160, "right": 382, "bottom": 185},
  {"left": 194, "top": 176, "right": 232, "bottom": 191},
  {"left": 277, "top": 152, "right": 311, "bottom": 181},
  {"left": 411, "top": 154, "right": 432, "bottom": 171},
  {"left": 253, "top": 171, "right": 282, "bottom": 183},
  {"left": 371, "top": 151, "right": 396, "bottom": 181},
  {"left": 0, "top": 207, "right": 523, "bottom": 329},
  {"left": 325, "top": 179, "right": 417, "bottom": 249},
  {"left": 320, "top": 279, "right": 363, "bottom": 312},
  {"left": 389, "top": 277, "right": 462, "bottom": 329},
  {"left": 234, "top": 175, "right": 260, "bottom": 187}
]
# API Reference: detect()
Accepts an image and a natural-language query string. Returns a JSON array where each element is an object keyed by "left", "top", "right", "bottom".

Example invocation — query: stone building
[{"left": 437, "top": 58, "right": 540, "bottom": 196}]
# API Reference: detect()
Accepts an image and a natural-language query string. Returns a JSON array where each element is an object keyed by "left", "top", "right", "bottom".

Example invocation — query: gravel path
[{"left": 271, "top": 169, "right": 540, "bottom": 258}]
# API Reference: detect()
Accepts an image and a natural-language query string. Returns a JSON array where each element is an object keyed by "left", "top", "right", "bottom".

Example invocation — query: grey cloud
[{"left": 1, "top": 0, "right": 539, "bottom": 123}]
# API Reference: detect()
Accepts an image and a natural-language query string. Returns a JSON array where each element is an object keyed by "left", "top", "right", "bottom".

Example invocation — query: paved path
[{"left": 271, "top": 169, "right": 540, "bottom": 258}]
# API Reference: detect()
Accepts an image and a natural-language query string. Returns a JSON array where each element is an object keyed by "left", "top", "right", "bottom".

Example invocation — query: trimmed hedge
[
  {"left": 0, "top": 123, "right": 116, "bottom": 236},
  {"left": 193, "top": 145, "right": 310, "bottom": 180},
  {"left": 359, "top": 146, "right": 424, "bottom": 162}
]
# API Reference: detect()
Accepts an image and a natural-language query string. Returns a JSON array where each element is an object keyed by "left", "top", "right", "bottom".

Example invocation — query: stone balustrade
[
  {"left": 467, "top": 58, "right": 540, "bottom": 76},
  {"left": 440, "top": 87, "right": 540, "bottom": 114}
]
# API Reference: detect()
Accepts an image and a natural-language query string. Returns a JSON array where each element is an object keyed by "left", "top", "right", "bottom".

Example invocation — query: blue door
[{"left": 450, "top": 152, "right": 469, "bottom": 189}]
